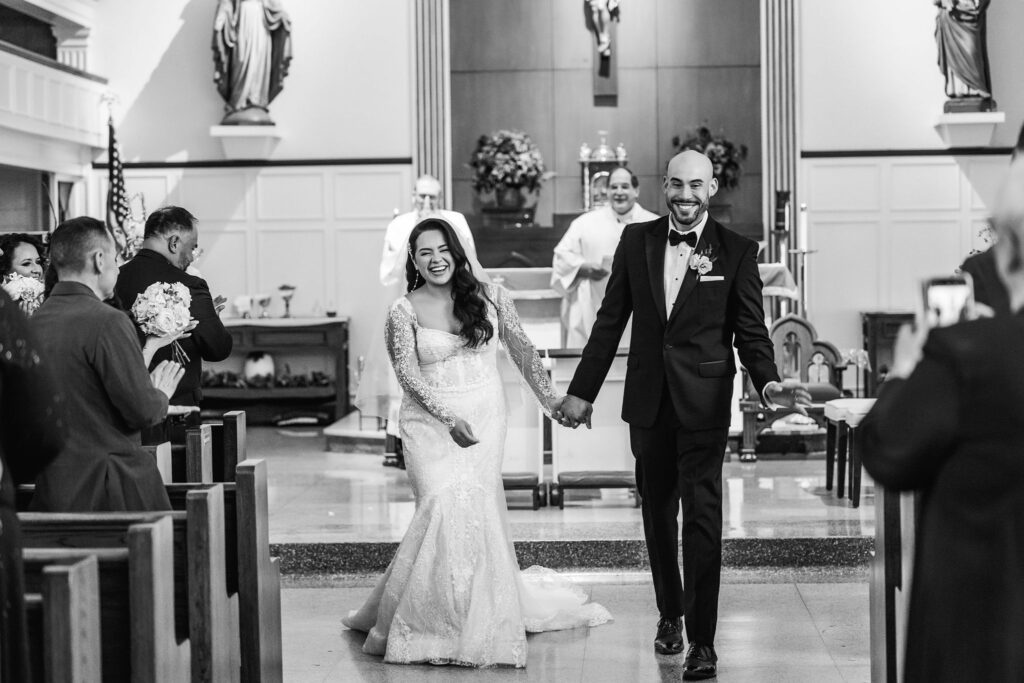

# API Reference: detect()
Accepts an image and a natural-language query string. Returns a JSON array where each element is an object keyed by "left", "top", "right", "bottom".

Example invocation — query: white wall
[
  {"left": 798, "top": 1, "right": 1021, "bottom": 353},
  {"left": 90, "top": 0, "right": 413, "bottom": 161},
  {"left": 803, "top": 155, "right": 1005, "bottom": 351},
  {"left": 800, "top": 0, "right": 1024, "bottom": 150}
]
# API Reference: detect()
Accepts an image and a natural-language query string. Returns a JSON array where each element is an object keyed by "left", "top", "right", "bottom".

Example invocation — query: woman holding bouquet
[
  {"left": 0, "top": 233, "right": 46, "bottom": 316},
  {"left": 342, "top": 218, "right": 610, "bottom": 668}
]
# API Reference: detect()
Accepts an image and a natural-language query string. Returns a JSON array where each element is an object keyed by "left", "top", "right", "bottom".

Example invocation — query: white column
[{"left": 413, "top": 0, "right": 453, "bottom": 205}]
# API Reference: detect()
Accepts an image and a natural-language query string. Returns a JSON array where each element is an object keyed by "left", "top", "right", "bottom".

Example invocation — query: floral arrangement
[
  {"left": 130, "top": 281, "right": 193, "bottom": 364},
  {"left": 469, "top": 129, "right": 552, "bottom": 194},
  {"left": 2, "top": 273, "right": 45, "bottom": 316},
  {"left": 672, "top": 126, "right": 748, "bottom": 190}
]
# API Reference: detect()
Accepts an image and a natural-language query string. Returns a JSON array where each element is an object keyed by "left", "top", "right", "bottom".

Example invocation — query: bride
[{"left": 342, "top": 217, "right": 611, "bottom": 667}]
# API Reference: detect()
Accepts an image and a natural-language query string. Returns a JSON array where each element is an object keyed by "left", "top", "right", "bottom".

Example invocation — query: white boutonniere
[{"left": 688, "top": 247, "right": 716, "bottom": 277}]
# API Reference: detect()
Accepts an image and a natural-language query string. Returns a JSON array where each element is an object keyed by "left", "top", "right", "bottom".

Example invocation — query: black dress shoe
[
  {"left": 683, "top": 642, "right": 718, "bottom": 680},
  {"left": 654, "top": 617, "right": 684, "bottom": 655}
]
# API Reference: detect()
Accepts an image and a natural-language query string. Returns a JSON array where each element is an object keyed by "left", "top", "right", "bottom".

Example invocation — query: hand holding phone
[{"left": 920, "top": 274, "right": 975, "bottom": 329}]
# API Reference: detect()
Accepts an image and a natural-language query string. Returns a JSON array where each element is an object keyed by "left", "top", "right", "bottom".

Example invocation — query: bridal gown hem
[{"left": 341, "top": 285, "right": 611, "bottom": 668}]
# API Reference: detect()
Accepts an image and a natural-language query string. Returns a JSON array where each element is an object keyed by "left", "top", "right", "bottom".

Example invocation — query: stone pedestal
[
  {"left": 934, "top": 111, "right": 1005, "bottom": 147},
  {"left": 210, "top": 125, "right": 282, "bottom": 160}
]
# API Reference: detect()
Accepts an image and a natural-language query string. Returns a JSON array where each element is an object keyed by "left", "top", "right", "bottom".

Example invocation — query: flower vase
[{"left": 481, "top": 187, "right": 539, "bottom": 228}]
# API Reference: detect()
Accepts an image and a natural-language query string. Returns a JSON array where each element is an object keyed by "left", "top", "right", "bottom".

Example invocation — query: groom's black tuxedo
[{"left": 568, "top": 214, "right": 780, "bottom": 645}]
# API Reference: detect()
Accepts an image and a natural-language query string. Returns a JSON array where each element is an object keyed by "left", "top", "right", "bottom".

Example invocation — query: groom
[{"left": 559, "top": 151, "right": 810, "bottom": 679}]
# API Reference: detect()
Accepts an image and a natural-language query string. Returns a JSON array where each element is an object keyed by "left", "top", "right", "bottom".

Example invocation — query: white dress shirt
[{"left": 664, "top": 212, "right": 708, "bottom": 315}]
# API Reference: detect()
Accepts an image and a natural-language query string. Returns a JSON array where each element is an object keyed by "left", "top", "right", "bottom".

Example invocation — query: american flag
[{"left": 106, "top": 118, "right": 131, "bottom": 251}]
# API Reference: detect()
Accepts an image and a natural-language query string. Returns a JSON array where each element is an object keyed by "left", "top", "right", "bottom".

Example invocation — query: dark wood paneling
[
  {"left": 551, "top": 68, "right": 659, "bottom": 179},
  {"left": 450, "top": 0, "right": 554, "bottom": 72},
  {"left": 450, "top": 70, "right": 556, "bottom": 182},
  {"left": 655, "top": 0, "right": 761, "bottom": 67}
]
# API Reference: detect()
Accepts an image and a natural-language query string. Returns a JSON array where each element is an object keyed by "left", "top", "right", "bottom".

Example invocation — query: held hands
[
  {"left": 142, "top": 320, "right": 198, "bottom": 367},
  {"left": 553, "top": 394, "right": 593, "bottom": 429},
  {"left": 449, "top": 418, "right": 480, "bottom": 448},
  {"left": 577, "top": 262, "right": 610, "bottom": 281},
  {"left": 765, "top": 379, "right": 813, "bottom": 416},
  {"left": 150, "top": 360, "right": 185, "bottom": 400}
]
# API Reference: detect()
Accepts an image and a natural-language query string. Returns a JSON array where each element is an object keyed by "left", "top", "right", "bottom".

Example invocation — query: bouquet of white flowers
[
  {"left": 130, "top": 282, "right": 194, "bottom": 364},
  {"left": 2, "top": 273, "right": 45, "bottom": 316}
]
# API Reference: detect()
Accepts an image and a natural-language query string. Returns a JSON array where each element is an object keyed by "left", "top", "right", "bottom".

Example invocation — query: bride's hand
[{"left": 449, "top": 418, "right": 479, "bottom": 448}]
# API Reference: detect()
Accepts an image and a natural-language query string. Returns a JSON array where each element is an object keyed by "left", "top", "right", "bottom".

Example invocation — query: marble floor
[
  {"left": 246, "top": 427, "right": 876, "bottom": 545},
  {"left": 281, "top": 572, "right": 870, "bottom": 682}
]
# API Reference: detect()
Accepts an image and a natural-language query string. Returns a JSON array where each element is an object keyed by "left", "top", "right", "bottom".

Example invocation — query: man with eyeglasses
[{"left": 116, "top": 205, "right": 233, "bottom": 451}]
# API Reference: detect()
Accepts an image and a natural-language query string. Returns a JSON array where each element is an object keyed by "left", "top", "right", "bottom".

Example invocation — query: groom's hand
[
  {"left": 557, "top": 395, "right": 593, "bottom": 429},
  {"left": 765, "top": 380, "right": 813, "bottom": 416}
]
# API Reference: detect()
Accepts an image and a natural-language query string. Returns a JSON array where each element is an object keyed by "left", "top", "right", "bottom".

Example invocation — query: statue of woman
[
  {"left": 213, "top": 0, "right": 293, "bottom": 125},
  {"left": 934, "top": 0, "right": 993, "bottom": 109}
]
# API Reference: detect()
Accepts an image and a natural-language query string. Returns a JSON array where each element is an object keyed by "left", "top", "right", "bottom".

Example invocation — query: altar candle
[{"left": 798, "top": 204, "right": 809, "bottom": 251}]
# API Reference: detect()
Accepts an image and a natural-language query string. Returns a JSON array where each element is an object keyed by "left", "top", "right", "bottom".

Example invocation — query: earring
[{"left": 413, "top": 270, "right": 423, "bottom": 288}]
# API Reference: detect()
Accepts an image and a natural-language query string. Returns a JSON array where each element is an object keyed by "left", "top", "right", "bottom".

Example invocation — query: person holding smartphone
[{"left": 859, "top": 158, "right": 1024, "bottom": 682}]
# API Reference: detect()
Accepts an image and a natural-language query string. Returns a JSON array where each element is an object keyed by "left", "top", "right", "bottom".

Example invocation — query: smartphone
[{"left": 920, "top": 274, "right": 974, "bottom": 328}]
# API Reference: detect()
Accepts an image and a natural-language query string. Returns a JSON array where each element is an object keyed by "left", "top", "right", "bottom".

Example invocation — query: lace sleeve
[
  {"left": 385, "top": 299, "right": 458, "bottom": 428},
  {"left": 492, "top": 285, "right": 559, "bottom": 414}
]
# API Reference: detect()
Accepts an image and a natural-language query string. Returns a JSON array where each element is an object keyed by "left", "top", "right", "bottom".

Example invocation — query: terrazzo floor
[
  {"left": 281, "top": 573, "right": 871, "bottom": 682},
  {"left": 248, "top": 427, "right": 876, "bottom": 546}
]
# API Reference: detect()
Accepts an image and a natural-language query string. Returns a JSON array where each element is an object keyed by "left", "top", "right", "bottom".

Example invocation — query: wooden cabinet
[
  {"left": 203, "top": 318, "right": 349, "bottom": 424},
  {"left": 861, "top": 312, "right": 914, "bottom": 398}
]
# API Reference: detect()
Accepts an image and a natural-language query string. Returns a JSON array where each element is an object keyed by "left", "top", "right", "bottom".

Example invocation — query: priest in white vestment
[{"left": 551, "top": 167, "right": 658, "bottom": 347}]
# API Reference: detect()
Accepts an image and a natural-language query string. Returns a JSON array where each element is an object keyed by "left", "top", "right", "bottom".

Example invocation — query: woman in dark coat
[
  {"left": 0, "top": 289, "right": 64, "bottom": 682},
  {"left": 861, "top": 160, "right": 1024, "bottom": 682}
]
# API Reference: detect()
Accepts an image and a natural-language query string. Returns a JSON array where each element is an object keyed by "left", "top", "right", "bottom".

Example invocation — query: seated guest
[
  {"left": 0, "top": 232, "right": 45, "bottom": 281},
  {"left": 29, "top": 217, "right": 184, "bottom": 512},
  {"left": 0, "top": 289, "right": 64, "bottom": 683},
  {"left": 860, "top": 158, "right": 1024, "bottom": 682},
  {"left": 116, "top": 206, "right": 232, "bottom": 444}
]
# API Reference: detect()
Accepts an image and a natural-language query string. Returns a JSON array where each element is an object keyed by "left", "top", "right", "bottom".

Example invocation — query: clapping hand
[
  {"left": 553, "top": 394, "right": 593, "bottom": 429},
  {"left": 449, "top": 418, "right": 480, "bottom": 448},
  {"left": 765, "top": 379, "right": 813, "bottom": 416},
  {"left": 150, "top": 360, "right": 185, "bottom": 399},
  {"left": 213, "top": 295, "right": 227, "bottom": 315}
]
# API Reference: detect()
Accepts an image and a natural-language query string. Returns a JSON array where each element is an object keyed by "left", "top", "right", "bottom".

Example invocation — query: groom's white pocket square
[{"left": 700, "top": 276, "right": 725, "bottom": 282}]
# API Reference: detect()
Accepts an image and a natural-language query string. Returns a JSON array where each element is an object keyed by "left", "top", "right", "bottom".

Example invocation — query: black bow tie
[{"left": 668, "top": 229, "right": 698, "bottom": 247}]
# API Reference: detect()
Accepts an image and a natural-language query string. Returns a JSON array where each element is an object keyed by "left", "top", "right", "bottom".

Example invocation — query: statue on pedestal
[
  {"left": 213, "top": 0, "right": 293, "bottom": 125},
  {"left": 934, "top": 0, "right": 995, "bottom": 112}
]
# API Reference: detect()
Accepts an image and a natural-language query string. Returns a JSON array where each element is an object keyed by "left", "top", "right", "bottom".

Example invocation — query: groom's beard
[{"left": 668, "top": 199, "right": 707, "bottom": 227}]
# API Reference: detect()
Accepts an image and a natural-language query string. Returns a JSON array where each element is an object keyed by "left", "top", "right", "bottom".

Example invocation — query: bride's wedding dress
[{"left": 342, "top": 285, "right": 610, "bottom": 667}]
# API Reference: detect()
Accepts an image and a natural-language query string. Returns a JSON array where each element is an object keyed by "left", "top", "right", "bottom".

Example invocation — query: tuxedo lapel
[
  {"left": 667, "top": 218, "right": 721, "bottom": 326},
  {"left": 645, "top": 218, "right": 669, "bottom": 325}
]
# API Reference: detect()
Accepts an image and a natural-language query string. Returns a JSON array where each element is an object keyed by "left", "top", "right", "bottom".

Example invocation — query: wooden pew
[
  {"left": 166, "top": 459, "right": 282, "bottom": 683},
  {"left": 23, "top": 554, "right": 103, "bottom": 682},
  {"left": 19, "top": 486, "right": 235, "bottom": 683},
  {"left": 209, "top": 411, "right": 246, "bottom": 483},
  {"left": 142, "top": 442, "right": 173, "bottom": 483},
  {"left": 21, "top": 518, "right": 188, "bottom": 683},
  {"left": 181, "top": 424, "right": 214, "bottom": 484}
]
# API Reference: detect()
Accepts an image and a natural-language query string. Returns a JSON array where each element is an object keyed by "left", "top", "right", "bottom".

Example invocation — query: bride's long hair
[{"left": 405, "top": 218, "right": 494, "bottom": 348}]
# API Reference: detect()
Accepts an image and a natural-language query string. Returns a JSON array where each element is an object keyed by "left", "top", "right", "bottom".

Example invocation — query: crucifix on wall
[{"left": 585, "top": 0, "right": 619, "bottom": 102}]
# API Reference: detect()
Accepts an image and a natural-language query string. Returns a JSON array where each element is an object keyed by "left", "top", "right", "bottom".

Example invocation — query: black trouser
[
  {"left": 630, "top": 389, "right": 728, "bottom": 646},
  {"left": 142, "top": 411, "right": 201, "bottom": 482}
]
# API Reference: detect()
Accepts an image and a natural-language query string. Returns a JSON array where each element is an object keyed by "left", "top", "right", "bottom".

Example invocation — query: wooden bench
[
  {"left": 210, "top": 410, "right": 246, "bottom": 483},
  {"left": 23, "top": 554, "right": 102, "bottom": 682},
  {"left": 21, "top": 518, "right": 188, "bottom": 683},
  {"left": 19, "top": 486, "right": 235, "bottom": 682},
  {"left": 167, "top": 459, "right": 282, "bottom": 683}
]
